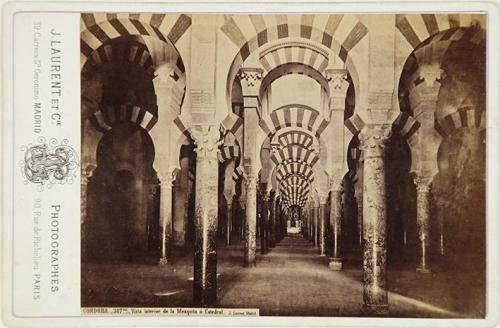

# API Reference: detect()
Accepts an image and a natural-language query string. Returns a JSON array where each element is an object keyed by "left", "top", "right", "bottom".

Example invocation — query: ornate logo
[{"left": 20, "top": 137, "right": 79, "bottom": 190}]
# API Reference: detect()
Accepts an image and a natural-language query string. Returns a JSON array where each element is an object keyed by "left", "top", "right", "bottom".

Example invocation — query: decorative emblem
[{"left": 20, "top": 137, "right": 79, "bottom": 190}]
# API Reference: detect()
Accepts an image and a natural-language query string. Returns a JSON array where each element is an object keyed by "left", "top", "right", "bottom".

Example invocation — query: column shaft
[
  {"left": 357, "top": 199, "right": 363, "bottom": 247},
  {"left": 191, "top": 126, "right": 220, "bottom": 307},
  {"left": 193, "top": 152, "right": 219, "bottom": 306},
  {"left": 319, "top": 203, "right": 327, "bottom": 256},
  {"left": 260, "top": 195, "right": 269, "bottom": 254},
  {"left": 329, "top": 187, "right": 343, "bottom": 270},
  {"left": 415, "top": 178, "right": 432, "bottom": 273},
  {"left": 360, "top": 125, "right": 391, "bottom": 313},
  {"left": 226, "top": 202, "right": 232, "bottom": 246},
  {"left": 159, "top": 177, "right": 173, "bottom": 265},
  {"left": 244, "top": 176, "right": 257, "bottom": 266},
  {"left": 269, "top": 197, "right": 276, "bottom": 247}
]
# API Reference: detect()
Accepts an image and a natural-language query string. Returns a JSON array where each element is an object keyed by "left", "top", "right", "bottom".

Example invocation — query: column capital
[
  {"left": 413, "top": 176, "right": 433, "bottom": 193},
  {"left": 81, "top": 165, "right": 96, "bottom": 181},
  {"left": 243, "top": 173, "right": 258, "bottom": 189},
  {"left": 238, "top": 67, "right": 264, "bottom": 96},
  {"left": 153, "top": 64, "right": 176, "bottom": 88},
  {"left": 158, "top": 170, "right": 176, "bottom": 187},
  {"left": 359, "top": 124, "right": 392, "bottom": 157},
  {"left": 329, "top": 174, "right": 344, "bottom": 192},
  {"left": 319, "top": 193, "right": 329, "bottom": 205},
  {"left": 408, "top": 65, "right": 443, "bottom": 113},
  {"left": 417, "top": 65, "right": 444, "bottom": 88},
  {"left": 326, "top": 69, "right": 349, "bottom": 97},
  {"left": 189, "top": 125, "right": 222, "bottom": 160},
  {"left": 153, "top": 64, "right": 181, "bottom": 117}
]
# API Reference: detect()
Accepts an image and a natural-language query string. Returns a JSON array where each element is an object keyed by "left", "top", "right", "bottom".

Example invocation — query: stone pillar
[
  {"left": 314, "top": 206, "right": 319, "bottom": 248},
  {"left": 319, "top": 196, "right": 328, "bottom": 256},
  {"left": 407, "top": 64, "right": 443, "bottom": 268},
  {"left": 191, "top": 125, "right": 221, "bottom": 306},
  {"left": 226, "top": 201, "right": 233, "bottom": 246},
  {"left": 244, "top": 174, "right": 258, "bottom": 267},
  {"left": 260, "top": 192, "right": 269, "bottom": 254},
  {"left": 437, "top": 198, "right": 445, "bottom": 256},
  {"left": 269, "top": 194, "right": 276, "bottom": 248},
  {"left": 414, "top": 176, "right": 433, "bottom": 273},
  {"left": 80, "top": 167, "right": 94, "bottom": 225},
  {"left": 239, "top": 197, "right": 245, "bottom": 242},
  {"left": 158, "top": 171, "right": 174, "bottom": 265},
  {"left": 329, "top": 175, "right": 343, "bottom": 270},
  {"left": 359, "top": 124, "right": 392, "bottom": 313},
  {"left": 308, "top": 205, "right": 313, "bottom": 241},
  {"left": 357, "top": 199, "right": 363, "bottom": 247}
]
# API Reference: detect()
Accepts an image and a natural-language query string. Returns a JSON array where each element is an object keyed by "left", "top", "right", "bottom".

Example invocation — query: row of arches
[{"left": 80, "top": 13, "right": 486, "bottom": 313}]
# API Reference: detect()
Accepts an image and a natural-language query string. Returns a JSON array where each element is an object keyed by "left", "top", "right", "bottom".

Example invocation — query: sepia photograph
[{"left": 79, "top": 12, "right": 486, "bottom": 317}]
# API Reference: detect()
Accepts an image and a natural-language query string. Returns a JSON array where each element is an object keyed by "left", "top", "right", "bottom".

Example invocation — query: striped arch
[
  {"left": 260, "top": 41, "right": 329, "bottom": 74},
  {"left": 221, "top": 113, "right": 244, "bottom": 145},
  {"left": 400, "top": 27, "right": 486, "bottom": 90},
  {"left": 435, "top": 106, "right": 486, "bottom": 137},
  {"left": 260, "top": 63, "right": 330, "bottom": 98},
  {"left": 83, "top": 39, "right": 154, "bottom": 75},
  {"left": 280, "top": 183, "right": 310, "bottom": 207},
  {"left": 81, "top": 14, "right": 191, "bottom": 123},
  {"left": 396, "top": 14, "right": 486, "bottom": 50},
  {"left": 232, "top": 165, "right": 244, "bottom": 183},
  {"left": 276, "top": 161, "right": 315, "bottom": 184},
  {"left": 80, "top": 13, "right": 191, "bottom": 70},
  {"left": 280, "top": 175, "right": 310, "bottom": 191},
  {"left": 345, "top": 112, "right": 420, "bottom": 141},
  {"left": 260, "top": 104, "right": 329, "bottom": 139},
  {"left": 91, "top": 104, "right": 157, "bottom": 133},
  {"left": 223, "top": 14, "right": 367, "bottom": 106},
  {"left": 270, "top": 144, "right": 319, "bottom": 168},
  {"left": 218, "top": 145, "right": 241, "bottom": 163},
  {"left": 277, "top": 130, "right": 314, "bottom": 149}
]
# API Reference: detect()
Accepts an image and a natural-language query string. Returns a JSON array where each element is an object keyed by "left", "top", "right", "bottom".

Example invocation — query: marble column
[
  {"left": 244, "top": 174, "right": 258, "bottom": 267},
  {"left": 308, "top": 206, "right": 313, "bottom": 241},
  {"left": 269, "top": 195, "right": 276, "bottom": 248},
  {"left": 329, "top": 176, "right": 343, "bottom": 270},
  {"left": 319, "top": 197, "right": 327, "bottom": 256},
  {"left": 226, "top": 201, "right": 233, "bottom": 246},
  {"left": 80, "top": 167, "right": 95, "bottom": 259},
  {"left": 191, "top": 125, "right": 220, "bottom": 306},
  {"left": 359, "top": 124, "right": 392, "bottom": 313},
  {"left": 158, "top": 171, "right": 174, "bottom": 265},
  {"left": 260, "top": 192, "right": 269, "bottom": 255},
  {"left": 437, "top": 199, "right": 445, "bottom": 256},
  {"left": 357, "top": 198, "right": 363, "bottom": 247},
  {"left": 315, "top": 207, "right": 319, "bottom": 246},
  {"left": 414, "top": 176, "right": 433, "bottom": 273}
]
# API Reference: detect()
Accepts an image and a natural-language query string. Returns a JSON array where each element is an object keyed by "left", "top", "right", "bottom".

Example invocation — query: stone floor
[{"left": 81, "top": 234, "right": 485, "bottom": 317}]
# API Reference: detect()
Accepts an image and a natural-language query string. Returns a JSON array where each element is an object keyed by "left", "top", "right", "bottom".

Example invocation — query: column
[
  {"left": 244, "top": 174, "right": 258, "bottom": 266},
  {"left": 191, "top": 125, "right": 221, "bottom": 306},
  {"left": 158, "top": 171, "right": 174, "bottom": 265},
  {"left": 226, "top": 200, "right": 233, "bottom": 246},
  {"left": 407, "top": 64, "right": 443, "bottom": 269},
  {"left": 260, "top": 191, "right": 269, "bottom": 254},
  {"left": 359, "top": 124, "right": 392, "bottom": 313},
  {"left": 238, "top": 67, "right": 263, "bottom": 266},
  {"left": 308, "top": 205, "right": 313, "bottom": 241},
  {"left": 80, "top": 166, "right": 95, "bottom": 259},
  {"left": 239, "top": 196, "right": 245, "bottom": 242},
  {"left": 314, "top": 205, "right": 319, "bottom": 248},
  {"left": 357, "top": 198, "right": 363, "bottom": 247},
  {"left": 329, "top": 175, "right": 343, "bottom": 270},
  {"left": 319, "top": 196, "right": 328, "bottom": 256},
  {"left": 414, "top": 176, "right": 433, "bottom": 273},
  {"left": 269, "top": 194, "right": 276, "bottom": 248}
]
